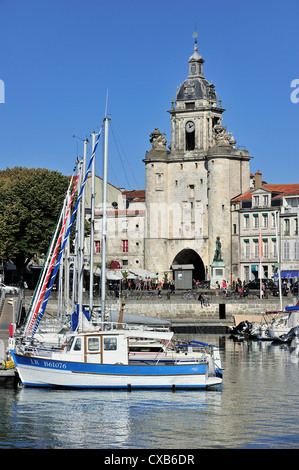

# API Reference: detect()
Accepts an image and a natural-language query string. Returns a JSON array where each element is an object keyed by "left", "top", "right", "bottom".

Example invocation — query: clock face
[{"left": 186, "top": 121, "right": 195, "bottom": 133}]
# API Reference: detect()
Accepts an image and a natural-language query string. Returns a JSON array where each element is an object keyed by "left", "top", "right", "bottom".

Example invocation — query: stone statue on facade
[
  {"left": 213, "top": 236, "right": 223, "bottom": 262},
  {"left": 212, "top": 118, "right": 233, "bottom": 146},
  {"left": 149, "top": 128, "right": 168, "bottom": 150}
]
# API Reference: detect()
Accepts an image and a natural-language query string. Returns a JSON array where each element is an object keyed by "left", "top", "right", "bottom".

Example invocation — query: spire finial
[{"left": 192, "top": 25, "right": 198, "bottom": 47}]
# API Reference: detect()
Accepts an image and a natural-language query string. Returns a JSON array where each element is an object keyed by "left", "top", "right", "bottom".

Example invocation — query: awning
[
  {"left": 106, "top": 271, "right": 123, "bottom": 280},
  {"left": 128, "top": 269, "right": 158, "bottom": 278},
  {"left": 280, "top": 270, "right": 298, "bottom": 279},
  {"left": 273, "top": 270, "right": 298, "bottom": 279}
]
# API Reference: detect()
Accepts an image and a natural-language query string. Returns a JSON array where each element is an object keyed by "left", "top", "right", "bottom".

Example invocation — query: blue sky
[{"left": 0, "top": 0, "right": 298, "bottom": 190}]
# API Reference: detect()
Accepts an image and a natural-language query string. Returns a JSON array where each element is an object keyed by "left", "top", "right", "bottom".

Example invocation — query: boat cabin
[{"left": 63, "top": 331, "right": 130, "bottom": 365}]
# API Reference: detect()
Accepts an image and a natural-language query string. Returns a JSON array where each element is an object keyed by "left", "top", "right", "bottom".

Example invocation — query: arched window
[{"left": 185, "top": 121, "right": 195, "bottom": 150}]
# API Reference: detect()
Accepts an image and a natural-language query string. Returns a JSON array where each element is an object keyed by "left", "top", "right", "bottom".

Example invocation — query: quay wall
[
  {"left": 117, "top": 298, "right": 291, "bottom": 324},
  {"left": 40, "top": 295, "right": 295, "bottom": 325}
]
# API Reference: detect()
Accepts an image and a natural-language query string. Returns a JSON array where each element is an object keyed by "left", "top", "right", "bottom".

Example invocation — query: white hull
[
  {"left": 267, "top": 326, "right": 291, "bottom": 341},
  {"left": 11, "top": 352, "right": 221, "bottom": 390}
]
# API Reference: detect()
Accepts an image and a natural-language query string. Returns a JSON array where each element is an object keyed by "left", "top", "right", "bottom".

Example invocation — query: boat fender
[{"left": 114, "top": 362, "right": 124, "bottom": 365}]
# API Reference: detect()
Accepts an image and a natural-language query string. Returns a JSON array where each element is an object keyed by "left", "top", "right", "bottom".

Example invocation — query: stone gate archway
[{"left": 171, "top": 249, "right": 205, "bottom": 282}]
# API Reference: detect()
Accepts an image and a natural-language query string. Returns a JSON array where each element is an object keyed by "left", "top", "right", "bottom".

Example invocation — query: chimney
[{"left": 254, "top": 170, "right": 262, "bottom": 189}]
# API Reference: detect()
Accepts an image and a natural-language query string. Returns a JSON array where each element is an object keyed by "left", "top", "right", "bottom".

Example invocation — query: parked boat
[
  {"left": 9, "top": 116, "right": 222, "bottom": 390},
  {"left": 265, "top": 305, "right": 299, "bottom": 341},
  {"left": 271, "top": 325, "right": 299, "bottom": 344},
  {"left": 229, "top": 321, "right": 253, "bottom": 341},
  {"left": 10, "top": 327, "right": 222, "bottom": 389}
]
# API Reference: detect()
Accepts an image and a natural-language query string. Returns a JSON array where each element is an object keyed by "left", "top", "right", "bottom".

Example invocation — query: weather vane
[{"left": 192, "top": 25, "right": 198, "bottom": 44}]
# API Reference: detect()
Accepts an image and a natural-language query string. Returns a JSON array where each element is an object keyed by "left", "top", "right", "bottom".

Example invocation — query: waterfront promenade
[
  {"left": 1, "top": 289, "right": 296, "bottom": 338},
  {"left": 24, "top": 289, "right": 296, "bottom": 331},
  {"left": 108, "top": 290, "right": 294, "bottom": 327}
]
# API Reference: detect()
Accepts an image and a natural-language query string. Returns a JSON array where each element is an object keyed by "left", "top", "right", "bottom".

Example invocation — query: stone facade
[
  {"left": 89, "top": 40, "right": 298, "bottom": 287},
  {"left": 232, "top": 174, "right": 299, "bottom": 283},
  {"left": 143, "top": 40, "right": 251, "bottom": 283}
]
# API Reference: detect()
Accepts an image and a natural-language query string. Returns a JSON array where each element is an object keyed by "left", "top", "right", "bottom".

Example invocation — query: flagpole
[
  {"left": 259, "top": 229, "right": 263, "bottom": 299},
  {"left": 274, "top": 211, "right": 283, "bottom": 311}
]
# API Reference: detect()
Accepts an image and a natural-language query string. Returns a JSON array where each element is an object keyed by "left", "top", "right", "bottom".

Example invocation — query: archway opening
[{"left": 171, "top": 249, "right": 205, "bottom": 282}]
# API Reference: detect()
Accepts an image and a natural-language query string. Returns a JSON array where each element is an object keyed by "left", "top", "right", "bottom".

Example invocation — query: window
[
  {"left": 122, "top": 259, "right": 128, "bottom": 266},
  {"left": 186, "top": 123, "right": 195, "bottom": 151},
  {"left": 263, "top": 195, "right": 269, "bottom": 206},
  {"left": 155, "top": 173, "right": 164, "bottom": 191},
  {"left": 295, "top": 218, "right": 298, "bottom": 236},
  {"left": 73, "top": 338, "right": 82, "bottom": 351},
  {"left": 253, "top": 214, "right": 259, "bottom": 228},
  {"left": 254, "top": 196, "right": 259, "bottom": 207},
  {"left": 244, "top": 240, "right": 250, "bottom": 259},
  {"left": 104, "top": 337, "right": 117, "bottom": 351},
  {"left": 95, "top": 241, "right": 101, "bottom": 254},
  {"left": 185, "top": 102, "right": 195, "bottom": 109},
  {"left": 295, "top": 242, "right": 299, "bottom": 260},
  {"left": 88, "top": 337, "right": 100, "bottom": 352},
  {"left": 122, "top": 240, "right": 128, "bottom": 253},
  {"left": 284, "top": 219, "right": 290, "bottom": 236},
  {"left": 244, "top": 215, "right": 250, "bottom": 229},
  {"left": 262, "top": 214, "right": 268, "bottom": 228},
  {"left": 283, "top": 242, "right": 290, "bottom": 260},
  {"left": 263, "top": 240, "right": 268, "bottom": 258},
  {"left": 254, "top": 240, "right": 259, "bottom": 258}
]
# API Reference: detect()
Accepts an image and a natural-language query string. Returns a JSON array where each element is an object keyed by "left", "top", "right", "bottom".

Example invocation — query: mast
[
  {"left": 274, "top": 210, "right": 283, "bottom": 311},
  {"left": 89, "top": 132, "right": 96, "bottom": 315},
  {"left": 101, "top": 116, "right": 109, "bottom": 326},
  {"left": 78, "top": 139, "right": 88, "bottom": 318}
]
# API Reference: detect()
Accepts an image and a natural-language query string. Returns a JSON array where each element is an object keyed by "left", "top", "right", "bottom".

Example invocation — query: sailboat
[{"left": 10, "top": 116, "right": 222, "bottom": 390}]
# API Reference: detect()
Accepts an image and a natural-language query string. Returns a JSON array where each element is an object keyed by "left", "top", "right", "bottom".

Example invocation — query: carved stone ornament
[
  {"left": 149, "top": 128, "right": 168, "bottom": 150},
  {"left": 212, "top": 118, "right": 233, "bottom": 146}
]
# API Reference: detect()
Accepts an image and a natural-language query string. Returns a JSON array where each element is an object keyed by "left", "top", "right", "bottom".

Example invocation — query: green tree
[{"left": 0, "top": 167, "right": 69, "bottom": 282}]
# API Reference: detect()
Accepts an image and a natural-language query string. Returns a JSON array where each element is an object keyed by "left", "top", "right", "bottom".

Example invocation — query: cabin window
[
  {"left": 74, "top": 338, "right": 82, "bottom": 351},
  {"left": 66, "top": 337, "right": 74, "bottom": 352},
  {"left": 88, "top": 337, "right": 100, "bottom": 352},
  {"left": 104, "top": 337, "right": 117, "bottom": 351}
]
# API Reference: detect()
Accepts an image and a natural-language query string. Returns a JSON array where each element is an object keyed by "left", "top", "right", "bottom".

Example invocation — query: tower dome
[{"left": 176, "top": 41, "right": 217, "bottom": 104}]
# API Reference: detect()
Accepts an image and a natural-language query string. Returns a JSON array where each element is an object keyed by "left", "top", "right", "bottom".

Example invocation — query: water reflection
[{"left": 0, "top": 335, "right": 298, "bottom": 449}]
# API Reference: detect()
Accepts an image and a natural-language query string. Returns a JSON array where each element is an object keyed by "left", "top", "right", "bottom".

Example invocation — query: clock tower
[
  {"left": 169, "top": 35, "right": 224, "bottom": 154},
  {"left": 144, "top": 34, "right": 252, "bottom": 285}
]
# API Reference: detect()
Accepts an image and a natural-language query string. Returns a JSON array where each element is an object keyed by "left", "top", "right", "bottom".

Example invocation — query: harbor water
[{"left": 0, "top": 333, "right": 298, "bottom": 449}]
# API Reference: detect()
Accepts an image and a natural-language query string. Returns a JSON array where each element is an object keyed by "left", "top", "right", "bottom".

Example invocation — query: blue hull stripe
[{"left": 11, "top": 351, "right": 207, "bottom": 377}]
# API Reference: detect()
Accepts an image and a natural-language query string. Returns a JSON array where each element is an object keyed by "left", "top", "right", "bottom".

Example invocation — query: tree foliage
[{"left": 0, "top": 167, "right": 69, "bottom": 278}]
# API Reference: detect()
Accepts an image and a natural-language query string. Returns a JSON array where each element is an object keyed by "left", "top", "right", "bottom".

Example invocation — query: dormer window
[
  {"left": 253, "top": 196, "right": 259, "bottom": 207},
  {"left": 263, "top": 195, "right": 269, "bottom": 206}
]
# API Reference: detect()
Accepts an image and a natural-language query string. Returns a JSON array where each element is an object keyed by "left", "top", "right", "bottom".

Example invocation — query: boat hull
[{"left": 10, "top": 350, "right": 221, "bottom": 390}]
